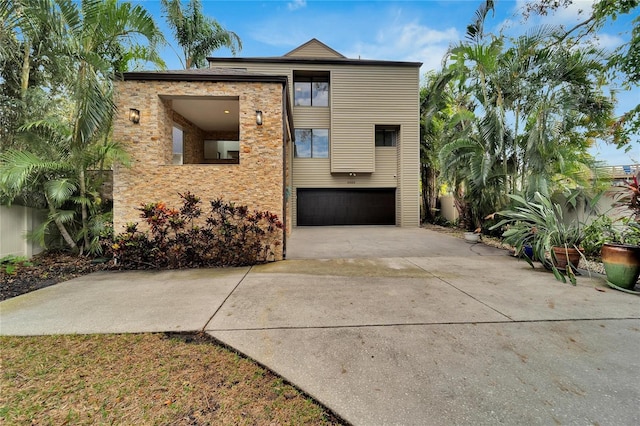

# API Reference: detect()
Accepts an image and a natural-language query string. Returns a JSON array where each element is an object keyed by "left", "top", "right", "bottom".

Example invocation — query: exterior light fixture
[
  {"left": 129, "top": 108, "right": 140, "bottom": 124},
  {"left": 256, "top": 110, "right": 263, "bottom": 126}
]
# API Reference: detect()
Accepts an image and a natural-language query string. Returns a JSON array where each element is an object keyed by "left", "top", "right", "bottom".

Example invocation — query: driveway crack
[
  {"left": 201, "top": 266, "right": 252, "bottom": 332},
  {"left": 404, "top": 257, "right": 514, "bottom": 321}
]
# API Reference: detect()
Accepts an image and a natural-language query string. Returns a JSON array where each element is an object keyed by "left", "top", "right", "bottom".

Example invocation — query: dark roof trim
[
  {"left": 121, "top": 72, "right": 288, "bottom": 83},
  {"left": 206, "top": 57, "right": 423, "bottom": 67}
]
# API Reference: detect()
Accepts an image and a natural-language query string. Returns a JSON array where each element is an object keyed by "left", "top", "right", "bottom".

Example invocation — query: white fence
[{"left": 0, "top": 205, "right": 44, "bottom": 259}]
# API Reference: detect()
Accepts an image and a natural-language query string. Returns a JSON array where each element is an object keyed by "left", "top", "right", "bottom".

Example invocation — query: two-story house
[{"left": 112, "top": 39, "right": 421, "bottom": 259}]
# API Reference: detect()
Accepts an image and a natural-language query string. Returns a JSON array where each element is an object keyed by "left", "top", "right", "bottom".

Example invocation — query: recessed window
[
  {"left": 295, "top": 129, "right": 329, "bottom": 158},
  {"left": 172, "top": 125, "right": 183, "bottom": 164},
  {"left": 375, "top": 125, "right": 399, "bottom": 147},
  {"left": 294, "top": 71, "right": 329, "bottom": 107},
  {"left": 204, "top": 140, "right": 240, "bottom": 164}
]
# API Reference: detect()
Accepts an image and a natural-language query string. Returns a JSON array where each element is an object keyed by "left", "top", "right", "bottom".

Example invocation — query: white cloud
[
  {"left": 345, "top": 22, "right": 459, "bottom": 74},
  {"left": 587, "top": 32, "right": 625, "bottom": 50},
  {"left": 514, "top": 0, "right": 595, "bottom": 25},
  {"left": 288, "top": 0, "right": 306, "bottom": 11}
]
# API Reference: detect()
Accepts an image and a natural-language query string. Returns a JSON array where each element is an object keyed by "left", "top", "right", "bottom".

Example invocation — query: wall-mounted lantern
[
  {"left": 256, "top": 110, "right": 263, "bottom": 126},
  {"left": 129, "top": 108, "right": 140, "bottom": 124}
]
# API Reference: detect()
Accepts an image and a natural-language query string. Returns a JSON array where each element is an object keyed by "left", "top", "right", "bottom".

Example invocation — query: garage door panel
[{"left": 297, "top": 189, "right": 395, "bottom": 226}]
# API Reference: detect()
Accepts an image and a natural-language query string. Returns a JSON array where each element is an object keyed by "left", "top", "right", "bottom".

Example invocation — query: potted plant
[
  {"left": 490, "top": 192, "right": 586, "bottom": 285},
  {"left": 599, "top": 174, "right": 640, "bottom": 292}
]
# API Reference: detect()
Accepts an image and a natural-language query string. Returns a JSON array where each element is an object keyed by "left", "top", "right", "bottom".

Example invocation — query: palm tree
[
  {"left": 161, "top": 0, "right": 242, "bottom": 69},
  {"left": 1, "top": 0, "right": 163, "bottom": 254},
  {"left": 434, "top": 0, "right": 615, "bottom": 229}
]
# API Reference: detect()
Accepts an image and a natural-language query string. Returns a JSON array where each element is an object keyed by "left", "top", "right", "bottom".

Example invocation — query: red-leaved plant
[{"left": 109, "top": 192, "right": 283, "bottom": 269}]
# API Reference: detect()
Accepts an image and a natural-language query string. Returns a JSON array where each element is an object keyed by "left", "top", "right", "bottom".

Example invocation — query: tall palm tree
[
  {"left": 435, "top": 0, "right": 614, "bottom": 229},
  {"left": 1, "top": 0, "right": 164, "bottom": 253},
  {"left": 161, "top": 0, "right": 242, "bottom": 69}
]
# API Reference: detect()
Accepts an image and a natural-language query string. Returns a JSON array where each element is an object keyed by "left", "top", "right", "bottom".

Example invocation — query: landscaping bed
[
  {"left": 0, "top": 252, "right": 110, "bottom": 301},
  {"left": 0, "top": 244, "right": 279, "bottom": 303},
  {"left": 423, "top": 223, "right": 607, "bottom": 274}
]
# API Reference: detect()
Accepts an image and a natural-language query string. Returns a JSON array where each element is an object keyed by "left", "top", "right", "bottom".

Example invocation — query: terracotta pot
[
  {"left": 551, "top": 246, "right": 582, "bottom": 270},
  {"left": 601, "top": 243, "right": 640, "bottom": 290}
]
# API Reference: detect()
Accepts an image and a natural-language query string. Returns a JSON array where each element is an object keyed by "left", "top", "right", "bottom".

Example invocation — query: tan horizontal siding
[
  {"left": 330, "top": 66, "right": 417, "bottom": 177},
  {"left": 287, "top": 42, "right": 343, "bottom": 58},
  {"left": 291, "top": 148, "right": 397, "bottom": 226},
  {"left": 210, "top": 60, "right": 420, "bottom": 227},
  {"left": 293, "top": 107, "right": 330, "bottom": 128}
]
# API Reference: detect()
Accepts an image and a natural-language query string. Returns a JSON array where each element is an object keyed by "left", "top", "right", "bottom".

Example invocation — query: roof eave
[
  {"left": 206, "top": 57, "right": 423, "bottom": 67},
  {"left": 119, "top": 72, "right": 289, "bottom": 84}
]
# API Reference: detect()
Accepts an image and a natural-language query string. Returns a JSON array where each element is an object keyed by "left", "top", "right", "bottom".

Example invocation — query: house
[{"left": 112, "top": 39, "right": 422, "bottom": 259}]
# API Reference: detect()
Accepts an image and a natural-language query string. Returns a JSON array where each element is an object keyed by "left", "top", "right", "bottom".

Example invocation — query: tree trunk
[
  {"left": 20, "top": 39, "right": 31, "bottom": 99},
  {"left": 79, "top": 167, "right": 90, "bottom": 252},
  {"left": 421, "top": 164, "right": 440, "bottom": 223},
  {"left": 46, "top": 194, "right": 78, "bottom": 251}
]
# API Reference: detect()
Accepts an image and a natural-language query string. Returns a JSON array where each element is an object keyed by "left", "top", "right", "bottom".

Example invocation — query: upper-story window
[
  {"left": 375, "top": 125, "right": 399, "bottom": 147},
  {"left": 294, "top": 71, "right": 329, "bottom": 107}
]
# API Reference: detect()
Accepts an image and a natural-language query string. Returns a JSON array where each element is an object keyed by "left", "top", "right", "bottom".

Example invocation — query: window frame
[
  {"left": 375, "top": 125, "right": 399, "bottom": 147},
  {"left": 294, "top": 128, "right": 329, "bottom": 158},
  {"left": 293, "top": 71, "right": 330, "bottom": 107}
]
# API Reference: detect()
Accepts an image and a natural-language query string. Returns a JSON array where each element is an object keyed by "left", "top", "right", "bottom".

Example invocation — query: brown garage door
[{"left": 297, "top": 188, "right": 396, "bottom": 226}]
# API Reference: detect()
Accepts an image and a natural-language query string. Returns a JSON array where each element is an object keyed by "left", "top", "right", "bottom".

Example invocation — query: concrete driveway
[{"left": 1, "top": 227, "right": 639, "bottom": 425}]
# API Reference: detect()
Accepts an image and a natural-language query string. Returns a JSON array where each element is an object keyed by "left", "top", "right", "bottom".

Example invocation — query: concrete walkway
[{"left": 1, "top": 227, "right": 639, "bottom": 425}]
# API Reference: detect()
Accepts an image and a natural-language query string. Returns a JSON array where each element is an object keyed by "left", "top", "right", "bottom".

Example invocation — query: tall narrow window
[
  {"left": 294, "top": 71, "right": 329, "bottom": 107},
  {"left": 375, "top": 125, "right": 399, "bottom": 147},
  {"left": 295, "top": 129, "right": 329, "bottom": 158},
  {"left": 172, "top": 125, "right": 183, "bottom": 164}
]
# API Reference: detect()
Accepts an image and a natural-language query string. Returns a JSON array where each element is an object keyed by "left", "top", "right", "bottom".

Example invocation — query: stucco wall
[
  {"left": 0, "top": 205, "right": 44, "bottom": 258},
  {"left": 112, "top": 79, "right": 286, "bottom": 259}
]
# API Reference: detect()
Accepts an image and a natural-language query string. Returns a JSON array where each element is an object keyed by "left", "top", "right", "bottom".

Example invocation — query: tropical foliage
[
  {"left": 161, "top": 0, "right": 242, "bottom": 69},
  {"left": 108, "top": 193, "right": 283, "bottom": 269},
  {"left": 420, "top": 0, "right": 625, "bottom": 230},
  {"left": 490, "top": 192, "right": 586, "bottom": 284},
  {"left": 0, "top": 0, "right": 164, "bottom": 254}
]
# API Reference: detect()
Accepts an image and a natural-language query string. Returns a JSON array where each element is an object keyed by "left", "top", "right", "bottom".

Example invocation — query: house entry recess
[{"left": 297, "top": 188, "right": 396, "bottom": 226}]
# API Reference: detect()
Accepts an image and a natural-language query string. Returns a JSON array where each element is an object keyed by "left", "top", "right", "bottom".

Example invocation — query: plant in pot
[
  {"left": 489, "top": 192, "right": 586, "bottom": 285},
  {"left": 599, "top": 175, "right": 640, "bottom": 292}
]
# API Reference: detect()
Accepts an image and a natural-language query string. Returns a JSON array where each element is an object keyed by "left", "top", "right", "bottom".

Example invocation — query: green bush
[{"left": 108, "top": 192, "right": 283, "bottom": 269}]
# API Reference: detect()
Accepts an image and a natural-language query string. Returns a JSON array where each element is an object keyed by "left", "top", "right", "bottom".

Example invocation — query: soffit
[{"left": 170, "top": 98, "right": 239, "bottom": 132}]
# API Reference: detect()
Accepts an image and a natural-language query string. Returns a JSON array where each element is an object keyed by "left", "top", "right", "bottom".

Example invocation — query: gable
[{"left": 284, "top": 38, "right": 346, "bottom": 59}]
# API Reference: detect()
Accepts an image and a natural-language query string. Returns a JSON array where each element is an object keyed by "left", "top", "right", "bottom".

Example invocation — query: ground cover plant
[
  {"left": 0, "top": 251, "right": 109, "bottom": 301},
  {"left": 0, "top": 333, "right": 343, "bottom": 425},
  {"left": 109, "top": 192, "right": 283, "bottom": 269}
]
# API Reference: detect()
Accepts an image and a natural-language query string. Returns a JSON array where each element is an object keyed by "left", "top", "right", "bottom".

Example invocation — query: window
[
  {"left": 294, "top": 71, "right": 329, "bottom": 107},
  {"left": 375, "top": 125, "right": 399, "bottom": 147},
  {"left": 295, "top": 129, "right": 329, "bottom": 158},
  {"left": 172, "top": 125, "right": 183, "bottom": 164},
  {"left": 204, "top": 140, "right": 240, "bottom": 164}
]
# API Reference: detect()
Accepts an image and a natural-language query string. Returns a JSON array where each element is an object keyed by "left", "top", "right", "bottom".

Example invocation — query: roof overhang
[
  {"left": 206, "top": 57, "right": 423, "bottom": 68},
  {"left": 120, "top": 71, "right": 288, "bottom": 84}
]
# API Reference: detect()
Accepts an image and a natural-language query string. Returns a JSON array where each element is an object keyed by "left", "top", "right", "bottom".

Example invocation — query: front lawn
[{"left": 1, "top": 333, "right": 344, "bottom": 425}]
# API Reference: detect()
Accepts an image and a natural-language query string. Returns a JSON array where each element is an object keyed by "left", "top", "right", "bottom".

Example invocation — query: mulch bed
[{"left": 0, "top": 252, "right": 110, "bottom": 301}]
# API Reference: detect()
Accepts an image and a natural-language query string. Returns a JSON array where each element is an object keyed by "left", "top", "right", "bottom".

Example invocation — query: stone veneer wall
[
  {"left": 172, "top": 110, "right": 205, "bottom": 164},
  {"left": 112, "top": 79, "right": 286, "bottom": 259}
]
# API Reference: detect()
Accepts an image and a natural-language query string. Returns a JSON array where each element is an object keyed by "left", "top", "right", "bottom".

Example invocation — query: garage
[{"left": 297, "top": 188, "right": 396, "bottom": 226}]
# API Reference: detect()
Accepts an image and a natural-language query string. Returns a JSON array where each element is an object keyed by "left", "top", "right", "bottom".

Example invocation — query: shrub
[{"left": 108, "top": 192, "right": 283, "bottom": 269}]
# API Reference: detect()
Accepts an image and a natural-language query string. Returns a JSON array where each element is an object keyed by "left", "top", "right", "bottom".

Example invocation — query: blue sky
[{"left": 137, "top": 0, "right": 639, "bottom": 166}]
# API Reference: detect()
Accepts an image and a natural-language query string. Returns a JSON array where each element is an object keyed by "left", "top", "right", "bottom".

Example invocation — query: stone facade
[{"left": 112, "top": 79, "right": 288, "bottom": 259}]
